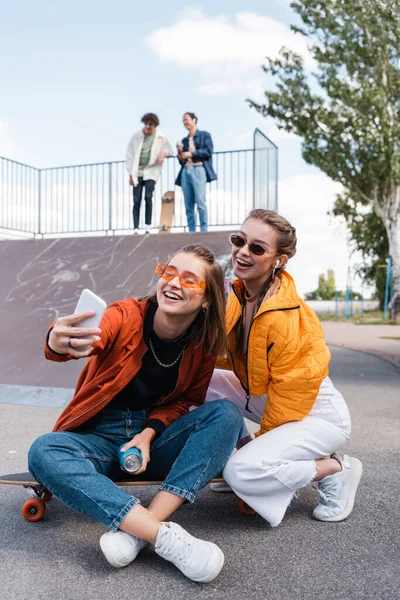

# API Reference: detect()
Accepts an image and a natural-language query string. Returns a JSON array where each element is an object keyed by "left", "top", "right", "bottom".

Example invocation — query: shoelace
[
  {"left": 160, "top": 528, "right": 195, "bottom": 567},
  {"left": 317, "top": 474, "right": 341, "bottom": 506}
]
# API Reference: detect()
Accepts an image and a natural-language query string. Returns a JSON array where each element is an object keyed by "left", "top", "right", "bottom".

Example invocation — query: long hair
[
  {"left": 236, "top": 209, "right": 297, "bottom": 352},
  {"left": 143, "top": 244, "right": 227, "bottom": 359},
  {"left": 245, "top": 209, "right": 297, "bottom": 307}
]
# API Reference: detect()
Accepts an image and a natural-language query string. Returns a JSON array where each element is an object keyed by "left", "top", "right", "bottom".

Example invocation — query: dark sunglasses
[{"left": 229, "top": 233, "right": 268, "bottom": 256}]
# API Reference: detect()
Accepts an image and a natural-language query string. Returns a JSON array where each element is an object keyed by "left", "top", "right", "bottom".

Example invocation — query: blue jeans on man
[
  {"left": 181, "top": 166, "right": 208, "bottom": 232},
  {"left": 28, "top": 400, "right": 244, "bottom": 531}
]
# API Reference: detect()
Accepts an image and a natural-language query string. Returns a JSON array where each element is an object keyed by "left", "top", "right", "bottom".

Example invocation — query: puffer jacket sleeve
[{"left": 261, "top": 332, "right": 330, "bottom": 432}]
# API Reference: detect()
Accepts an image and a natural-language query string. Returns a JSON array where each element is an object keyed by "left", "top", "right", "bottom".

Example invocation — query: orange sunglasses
[{"left": 155, "top": 264, "right": 207, "bottom": 290}]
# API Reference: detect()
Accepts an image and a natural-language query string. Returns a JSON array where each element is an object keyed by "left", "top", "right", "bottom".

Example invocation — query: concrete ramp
[{"left": 0, "top": 232, "right": 232, "bottom": 390}]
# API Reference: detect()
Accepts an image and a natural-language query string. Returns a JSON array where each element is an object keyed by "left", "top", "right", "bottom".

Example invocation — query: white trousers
[{"left": 206, "top": 369, "right": 352, "bottom": 526}]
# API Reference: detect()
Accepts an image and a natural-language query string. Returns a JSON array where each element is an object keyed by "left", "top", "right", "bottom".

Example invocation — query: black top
[{"left": 111, "top": 302, "right": 187, "bottom": 434}]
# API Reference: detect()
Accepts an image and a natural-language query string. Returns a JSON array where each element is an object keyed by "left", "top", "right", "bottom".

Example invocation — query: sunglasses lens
[
  {"left": 156, "top": 264, "right": 174, "bottom": 279},
  {"left": 230, "top": 234, "right": 245, "bottom": 248},
  {"left": 181, "top": 273, "right": 201, "bottom": 287},
  {"left": 164, "top": 266, "right": 178, "bottom": 279},
  {"left": 156, "top": 264, "right": 206, "bottom": 290},
  {"left": 249, "top": 244, "right": 266, "bottom": 256}
]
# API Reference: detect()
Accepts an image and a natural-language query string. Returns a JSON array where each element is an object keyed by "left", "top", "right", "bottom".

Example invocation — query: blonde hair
[{"left": 236, "top": 210, "right": 297, "bottom": 352}]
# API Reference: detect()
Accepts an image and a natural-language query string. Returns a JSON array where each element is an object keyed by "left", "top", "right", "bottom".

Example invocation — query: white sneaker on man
[
  {"left": 313, "top": 453, "right": 363, "bottom": 522},
  {"left": 145, "top": 225, "right": 152, "bottom": 234},
  {"left": 133, "top": 228, "right": 139, "bottom": 235},
  {"left": 100, "top": 530, "right": 148, "bottom": 568},
  {"left": 155, "top": 522, "right": 224, "bottom": 583}
]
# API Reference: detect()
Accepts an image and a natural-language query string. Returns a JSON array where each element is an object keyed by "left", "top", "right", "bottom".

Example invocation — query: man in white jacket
[{"left": 126, "top": 113, "right": 173, "bottom": 234}]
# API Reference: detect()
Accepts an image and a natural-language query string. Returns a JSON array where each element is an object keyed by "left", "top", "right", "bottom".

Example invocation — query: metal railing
[{"left": 0, "top": 129, "right": 278, "bottom": 238}]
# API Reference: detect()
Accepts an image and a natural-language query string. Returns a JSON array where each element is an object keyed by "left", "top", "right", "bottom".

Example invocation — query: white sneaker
[
  {"left": 100, "top": 530, "right": 148, "bottom": 568},
  {"left": 155, "top": 522, "right": 224, "bottom": 583},
  {"left": 313, "top": 454, "right": 363, "bottom": 522},
  {"left": 133, "top": 228, "right": 139, "bottom": 235},
  {"left": 145, "top": 225, "right": 151, "bottom": 234},
  {"left": 210, "top": 480, "right": 233, "bottom": 493}
]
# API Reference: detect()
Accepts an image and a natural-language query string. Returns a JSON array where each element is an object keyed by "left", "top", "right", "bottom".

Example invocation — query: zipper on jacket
[
  {"left": 244, "top": 393, "right": 252, "bottom": 413},
  {"left": 227, "top": 348, "right": 252, "bottom": 413},
  {"left": 230, "top": 284, "right": 301, "bottom": 413}
]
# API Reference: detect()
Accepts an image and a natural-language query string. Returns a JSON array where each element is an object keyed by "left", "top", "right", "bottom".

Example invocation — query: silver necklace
[{"left": 148, "top": 337, "right": 184, "bottom": 368}]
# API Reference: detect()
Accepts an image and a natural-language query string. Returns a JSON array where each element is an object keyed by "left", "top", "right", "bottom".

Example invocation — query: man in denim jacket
[{"left": 176, "top": 113, "right": 217, "bottom": 232}]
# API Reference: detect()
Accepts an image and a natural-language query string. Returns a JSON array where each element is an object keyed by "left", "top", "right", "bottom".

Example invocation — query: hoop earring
[{"left": 202, "top": 306, "right": 208, "bottom": 315}]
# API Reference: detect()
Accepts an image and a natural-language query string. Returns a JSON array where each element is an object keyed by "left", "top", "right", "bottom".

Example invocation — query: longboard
[
  {"left": 0, "top": 472, "right": 255, "bottom": 521},
  {"left": 159, "top": 190, "right": 175, "bottom": 233}
]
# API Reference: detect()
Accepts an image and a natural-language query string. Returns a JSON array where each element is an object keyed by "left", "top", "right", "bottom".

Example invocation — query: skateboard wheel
[
  {"left": 238, "top": 499, "right": 256, "bottom": 516},
  {"left": 22, "top": 498, "right": 46, "bottom": 522}
]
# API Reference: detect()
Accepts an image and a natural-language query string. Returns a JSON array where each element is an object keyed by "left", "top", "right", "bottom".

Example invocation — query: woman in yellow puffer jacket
[{"left": 206, "top": 209, "right": 363, "bottom": 527}]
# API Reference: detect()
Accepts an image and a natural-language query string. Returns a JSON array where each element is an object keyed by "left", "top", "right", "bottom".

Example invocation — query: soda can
[{"left": 119, "top": 445, "right": 142, "bottom": 474}]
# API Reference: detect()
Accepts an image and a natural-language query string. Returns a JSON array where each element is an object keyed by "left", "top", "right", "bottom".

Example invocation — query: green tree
[
  {"left": 331, "top": 191, "right": 389, "bottom": 307},
  {"left": 248, "top": 0, "right": 400, "bottom": 318},
  {"left": 305, "top": 268, "right": 337, "bottom": 300}
]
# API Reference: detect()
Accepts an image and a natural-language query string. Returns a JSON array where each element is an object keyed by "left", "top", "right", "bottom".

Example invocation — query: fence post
[
  {"left": 108, "top": 162, "right": 112, "bottom": 233},
  {"left": 383, "top": 256, "right": 392, "bottom": 320},
  {"left": 252, "top": 129, "right": 256, "bottom": 208},
  {"left": 275, "top": 148, "right": 279, "bottom": 211},
  {"left": 37, "top": 169, "right": 42, "bottom": 236}
]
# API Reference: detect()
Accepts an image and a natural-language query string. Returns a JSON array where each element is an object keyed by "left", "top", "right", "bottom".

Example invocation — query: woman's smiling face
[
  {"left": 232, "top": 218, "right": 284, "bottom": 292},
  {"left": 156, "top": 252, "right": 208, "bottom": 318}
]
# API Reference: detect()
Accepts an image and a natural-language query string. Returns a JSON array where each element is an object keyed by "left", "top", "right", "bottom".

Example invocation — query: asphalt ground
[{"left": 0, "top": 347, "right": 399, "bottom": 600}]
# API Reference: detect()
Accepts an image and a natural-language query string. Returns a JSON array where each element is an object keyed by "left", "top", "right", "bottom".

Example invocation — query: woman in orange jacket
[
  {"left": 28, "top": 244, "right": 244, "bottom": 583},
  {"left": 207, "top": 210, "right": 362, "bottom": 527}
]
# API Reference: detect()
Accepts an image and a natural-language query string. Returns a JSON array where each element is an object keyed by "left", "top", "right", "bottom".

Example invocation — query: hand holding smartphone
[
  {"left": 73, "top": 289, "right": 107, "bottom": 328},
  {"left": 48, "top": 289, "right": 107, "bottom": 357},
  {"left": 72, "top": 289, "right": 107, "bottom": 352}
]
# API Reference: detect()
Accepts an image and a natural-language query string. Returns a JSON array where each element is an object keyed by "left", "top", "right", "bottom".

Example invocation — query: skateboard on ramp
[
  {"left": 159, "top": 190, "right": 175, "bottom": 233},
  {"left": 0, "top": 472, "right": 255, "bottom": 522}
]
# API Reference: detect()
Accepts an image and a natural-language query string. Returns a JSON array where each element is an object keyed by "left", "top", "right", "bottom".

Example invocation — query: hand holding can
[{"left": 119, "top": 445, "right": 143, "bottom": 473}]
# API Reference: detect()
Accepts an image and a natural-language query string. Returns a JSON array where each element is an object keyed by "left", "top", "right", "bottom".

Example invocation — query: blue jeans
[
  {"left": 28, "top": 400, "right": 244, "bottom": 531},
  {"left": 181, "top": 166, "right": 208, "bottom": 232}
]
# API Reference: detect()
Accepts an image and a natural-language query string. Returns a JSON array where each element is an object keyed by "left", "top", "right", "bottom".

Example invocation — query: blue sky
[
  {"left": 1, "top": 0, "right": 299, "bottom": 168},
  {"left": 1, "top": 0, "right": 369, "bottom": 295}
]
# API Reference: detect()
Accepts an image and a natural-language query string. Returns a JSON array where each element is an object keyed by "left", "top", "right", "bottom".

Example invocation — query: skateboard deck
[
  {"left": 159, "top": 190, "right": 175, "bottom": 233},
  {"left": 0, "top": 472, "right": 223, "bottom": 487},
  {"left": 0, "top": 472, "right": 258, "bottom": 522}
]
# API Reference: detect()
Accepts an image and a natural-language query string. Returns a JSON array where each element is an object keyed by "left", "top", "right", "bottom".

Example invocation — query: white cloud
[
  {"left": 278, "top": 172, "right": 367, "bottom": 296},
  {"left": 146, "top": 8, "right": 314, "bottom": 96}
]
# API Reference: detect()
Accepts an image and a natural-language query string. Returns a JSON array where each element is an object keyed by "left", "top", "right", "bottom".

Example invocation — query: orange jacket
[
  {"left": 46, "top": 299, "right": 215, "bottom": 432},
  {"left": 220, "top": 272, "right": 331, "bottom": 435}
]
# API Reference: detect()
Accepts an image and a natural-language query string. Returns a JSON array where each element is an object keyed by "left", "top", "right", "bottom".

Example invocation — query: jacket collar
[
  {"left": 137, "top": 127, "right": 164, "bottom": 140},
  {"left": 232, "top": 270, "right": 301, "bottom": 314}
]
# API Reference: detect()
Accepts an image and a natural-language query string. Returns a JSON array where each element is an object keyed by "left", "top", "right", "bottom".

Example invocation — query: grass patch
[
  {"left": 379, "top": 336, "right": 400, "bottom": 341},
  {"left": 319, "top": 310, "right": 399, "bottom": 325}
]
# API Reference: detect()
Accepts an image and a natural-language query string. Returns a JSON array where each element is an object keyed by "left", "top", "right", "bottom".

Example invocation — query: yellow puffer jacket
[{"left": 220, "top": 271, "right": 331, "bottom": 435}]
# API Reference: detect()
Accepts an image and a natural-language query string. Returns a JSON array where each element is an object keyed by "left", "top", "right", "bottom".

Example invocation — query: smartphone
[{"left": 73, "top": 289, "right": 107, "bottom": 349}]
